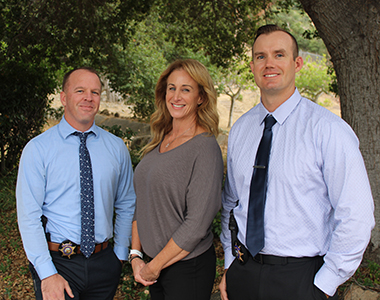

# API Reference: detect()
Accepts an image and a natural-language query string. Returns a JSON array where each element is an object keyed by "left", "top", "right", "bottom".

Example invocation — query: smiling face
[
  {"left": 60, "top": 69, "right": 101, "bottom": 131},
  {"left": 165, "top": 69, "right": 203, "bottom": 123},
  {"left": 250, "top": 31, "right": 303, "bottom": 110}
]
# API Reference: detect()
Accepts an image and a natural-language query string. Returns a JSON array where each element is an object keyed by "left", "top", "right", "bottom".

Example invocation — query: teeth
[
  {"left": 173, "top": 104, "right": 185, "bottom": 108},
  {"left": 265, "top": 74, "right": 277, "bottom": 77}
]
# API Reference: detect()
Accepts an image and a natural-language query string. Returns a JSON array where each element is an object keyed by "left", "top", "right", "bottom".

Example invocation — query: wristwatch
[{"left": 128, "top": 249, "right": 143, "bottom": 263}]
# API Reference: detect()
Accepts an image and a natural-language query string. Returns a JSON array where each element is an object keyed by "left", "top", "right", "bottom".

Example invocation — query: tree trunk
[
  {"left": 228, "top": 95, "right": 235, "bottom": 128},
  {"left": 299, "top": 0, "right": 380, "bottom": 250}
]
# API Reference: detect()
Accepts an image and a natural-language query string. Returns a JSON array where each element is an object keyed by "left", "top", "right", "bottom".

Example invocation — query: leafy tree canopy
[
  {"left": 156, "top": 0, "right": 264, "bottom": 68},
  {"left": 1, "top": 0, "right": 152, "bottom": 69},
  {"left": 296, "top": 55, "right": 333, "bottom": 102},
  {"left": 261, "top": 0, "right": 328, "bottom": 56},
  {"left": 0, "top": 0, "right": 152, "bottom": 174}
]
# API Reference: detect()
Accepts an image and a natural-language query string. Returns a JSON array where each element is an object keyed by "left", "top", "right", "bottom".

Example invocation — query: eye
[
  {"left": 276, "top": 53, "right": 284, "bottom": 58},
  {"left": 256, "top": 55, "right": 264, "bottom": 60},
  {"left": 76, "top": 90, "right": 84, "bottom": 93},
  {"left": 92, "top": 91, "right": 100, "bottom": 95},
  {"left": 168, "top": 86, "right": 175, "bottom": 91},
  {"left": 182, "top": 88, "right": 190, "bottom": 92}
]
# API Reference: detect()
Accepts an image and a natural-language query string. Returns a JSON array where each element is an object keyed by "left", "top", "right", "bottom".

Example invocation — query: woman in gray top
[{"left": 130, "top": 59, "right": 224, "bottom": 300}]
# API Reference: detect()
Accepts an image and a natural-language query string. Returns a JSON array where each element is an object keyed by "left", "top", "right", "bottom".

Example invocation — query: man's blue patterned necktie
[
  {"left": 74, "top": 131, "right": 95, "bottom": 258},
  {"left": 246, "top": 115, "right": 277, "bottom": 257}
]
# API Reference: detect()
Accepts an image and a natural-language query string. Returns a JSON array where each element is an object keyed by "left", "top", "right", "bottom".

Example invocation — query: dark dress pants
[
  {"left": 149, "top": 245, "right": 216, "bottom": 300},
  {"left": 29, "top": 245, "right": 122, "bottom": 300},
  {"left": 226, "top": 255, "right": 339, "bottom": 300}
]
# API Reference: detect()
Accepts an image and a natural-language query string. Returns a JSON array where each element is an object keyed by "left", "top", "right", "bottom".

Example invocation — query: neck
[
  {"left": 260, "top": 87, "right": 296, "bottom": 112},
  {"left": 171, "top": 118, "right": 197, "bottom": 135}
]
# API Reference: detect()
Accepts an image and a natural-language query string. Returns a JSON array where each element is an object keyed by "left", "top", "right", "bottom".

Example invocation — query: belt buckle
[{"left": 58, "top": 240, "right": 78, "bottom": 259}]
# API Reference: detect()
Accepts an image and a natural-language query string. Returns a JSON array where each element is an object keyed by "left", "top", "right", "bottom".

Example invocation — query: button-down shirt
[
  {"left": 221, "top": 89, "right": 374, "bottom": 296},
  {"left": 17, "top": 117, "right": 136, "bottom": 280}
]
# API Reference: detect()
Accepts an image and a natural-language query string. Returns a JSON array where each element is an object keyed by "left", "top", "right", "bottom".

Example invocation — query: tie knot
[
  {"left": 264, "top": 115, "right": 276, "bottom": 130},
  {"left": 73, "top": 131, "right": 92, "bottom": 144}
]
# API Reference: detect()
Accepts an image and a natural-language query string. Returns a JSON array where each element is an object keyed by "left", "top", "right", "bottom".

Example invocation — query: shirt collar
[
  {"left": 258, "top": 88, "right": 302, "bottom": 125},
  {"left": 58, "top": 115, "right": 99, "bottom": 139}
]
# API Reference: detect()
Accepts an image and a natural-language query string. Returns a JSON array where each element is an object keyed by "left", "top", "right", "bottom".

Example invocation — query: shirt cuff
[
  {"left": 224, "top": 249, "right": 235, "bottom": 269},
  {"left": 113, "top": 245, "right": 129, "bottom": 261},
  {"left": 35, "top": 260, "right": 58, "bottom": 281},
  {"left": 314, "top": 263, "right": 340, "bottom": 296}
]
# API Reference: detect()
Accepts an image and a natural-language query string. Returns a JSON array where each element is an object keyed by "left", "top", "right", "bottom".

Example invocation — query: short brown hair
[
  {"left": 62, "top": 67, "right": 103, "bottom": 92},
  {"left": 252, "top": 24, "right": 299, "bottom": 60}
]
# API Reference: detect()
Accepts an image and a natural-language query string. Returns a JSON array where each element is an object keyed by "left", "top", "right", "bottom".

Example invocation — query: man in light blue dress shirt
[
  {"left": 16, "top": 67, "right": 136, "bottom": 300},
  {"left": 219, "top": 25, "right": 375, "bottom": 300}
]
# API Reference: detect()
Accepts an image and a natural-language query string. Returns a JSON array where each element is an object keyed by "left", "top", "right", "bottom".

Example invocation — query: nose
[
  {"left": 173, "top": 90, "right": 181, "bottom": 101},
  {"left": 265, "top": 56, "right": 275, "bottom": 68},
  {"left": 83, "top": 90, "right": 93, "bottom": 101}
]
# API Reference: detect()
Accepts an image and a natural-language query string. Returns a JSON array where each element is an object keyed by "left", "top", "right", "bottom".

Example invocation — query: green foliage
[
  {"left": 0, "top": 170, "right": 18, "bottom": 298},
  {"left": 328, "top": 65, "right": 338, "bottom": 96},
  {"left": 0, "top": 61, "right": 56, "bottom": 175},
  {"left": 212, "top": 210, "right": 222, "bottom": 237},
  {"left": 46, "top": 106, "right": 64, "bottom": 121},
  {"left": 101, "top": 125, "right": 135, "bottom": 142},
  {"left": 107, "top": 12, "right": 169, "bottom": 120},
  {"left": 262, "top": 1, "right": 328, "bottom": 56},
  {"left": 354, "top": 260, "right": 380, "bottom": 288},
  {"left": 296, "top": 55, "right": 334, "bottom": 102},
  {"left": 156, "top": 0, "right": 263, "bottom": 68},
  {"left": 119, "top": 262, "right": 151, "bottom": 299},
  {"left": 217, "top": 56, "right": 257, "bottom": 127},
  {"left": 0, "top": 0, "right": 152, "bottom": 174},
  {"left": 1, "top": 0, "right": 152, "bottom": 70},
  {"left": 107, "top": 10, "right": 222, "bottom": 121}
]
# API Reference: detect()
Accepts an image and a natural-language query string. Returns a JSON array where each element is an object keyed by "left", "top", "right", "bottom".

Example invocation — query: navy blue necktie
[
  {"left": 246, "top": 115, "right": 277, "bottom": 257},
  {"left": 74, "top": 132, "right": 95, "bottom": 258}
]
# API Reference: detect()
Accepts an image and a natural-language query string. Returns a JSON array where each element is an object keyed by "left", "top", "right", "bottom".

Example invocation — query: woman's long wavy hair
[{"left": 141, "top": 59, "right": 219, "bottom": 157}]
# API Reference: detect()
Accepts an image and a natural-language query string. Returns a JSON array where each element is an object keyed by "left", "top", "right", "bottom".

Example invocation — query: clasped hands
[{"left": 132, "top": 258, "right": 160, "bottom": 286}]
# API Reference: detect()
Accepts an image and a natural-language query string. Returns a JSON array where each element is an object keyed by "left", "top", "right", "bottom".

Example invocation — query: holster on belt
[
  {"left": 229, "top": 209, "right": 249, "bottom": 265},
  {"left": 41, "top": 215, "right": 51, "bottom": 242}
]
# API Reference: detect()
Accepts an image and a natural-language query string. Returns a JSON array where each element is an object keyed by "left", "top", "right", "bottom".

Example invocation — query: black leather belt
[{"left": 253, "top": 253, "right": 318, "bottom": 265}]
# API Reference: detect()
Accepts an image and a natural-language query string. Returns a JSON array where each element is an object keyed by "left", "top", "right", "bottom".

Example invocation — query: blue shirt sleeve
[
  {"left": 113, "top": 146, "right": 136, "bottom": 260},
  {"left": 16, "top": 139, "right": 58, "bottom": 280}
]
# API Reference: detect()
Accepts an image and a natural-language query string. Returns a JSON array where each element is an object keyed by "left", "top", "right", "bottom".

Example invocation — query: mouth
[
  {"left": 264, "top": 74, "right": 279, "bottom": 78},
  {"left": 79, "top": 104, "right": 95, "bottom": 111},
  {"left": 172, "top": 103, "right": 185, "bottom": 108}
]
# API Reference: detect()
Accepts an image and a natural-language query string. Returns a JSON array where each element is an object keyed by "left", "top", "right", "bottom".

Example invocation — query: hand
[
  {"left": 41, "top": 273, "right": 74, "bottom": 300},
  {"left": 140, "top": 261, "right": 161, "bottom": 282},
  {"left": 131, "top": 258, "right": 156, "bottom": 286},
  {"left": 219, "top": 270, "right": 229, "bottom": 300}
]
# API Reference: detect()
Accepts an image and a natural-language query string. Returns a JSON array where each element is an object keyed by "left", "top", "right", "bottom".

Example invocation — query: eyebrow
[
  {"left": 167, "top": 83, "right": 194, "bottom": 89},
  {"left": 74, "top": 86, "right": 101, "bottom": 92},
  {"left": 254, "top": 48, "right": 287, "bottom": 57}
]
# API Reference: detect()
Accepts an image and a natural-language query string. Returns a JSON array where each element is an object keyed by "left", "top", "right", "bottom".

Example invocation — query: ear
[
  {"left": 60, "top": 91, "right": 67, "bottom": 107},
  {"left": 295, "top": 56, "right": 304, "bottom": 73},
  {"left": 249, "top": 61, "right": 254, "bottom": 74},
  {"left": 197, "top": 96, "right": 204, "bottom": 106}
]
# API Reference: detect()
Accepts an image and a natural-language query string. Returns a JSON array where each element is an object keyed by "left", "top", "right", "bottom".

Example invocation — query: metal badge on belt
[
  {"left": 233, "top": 241, "right": 249, "bottom": 265},
  {"left": 59, "top": 240, "right": 78, "bottom": 259}
]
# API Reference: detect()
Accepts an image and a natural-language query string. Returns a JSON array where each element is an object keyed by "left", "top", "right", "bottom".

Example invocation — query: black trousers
[
  {"left": 226, "top": 254, "right": 339, "bottom": 300},
  {"left": 149, "top": 245, "right": 216, "bottom": 300},
  {"left": 29, "top": 245, "right": 122, "bottom": 300}
]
